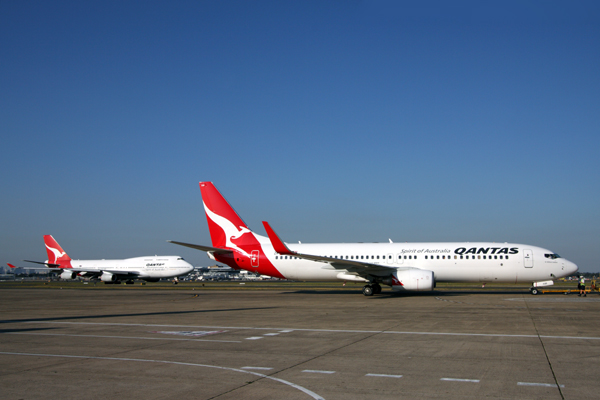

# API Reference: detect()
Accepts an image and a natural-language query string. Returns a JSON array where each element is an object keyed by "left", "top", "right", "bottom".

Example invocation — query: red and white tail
[
  {"left": 198, "top": 182, "right": 285, "bottom": 279},
  {"left": 199, "top": 182, "right": 260, "bottom": 251},
  {"left": 43, "top": 235, "right": 72, "bottom": 266}
]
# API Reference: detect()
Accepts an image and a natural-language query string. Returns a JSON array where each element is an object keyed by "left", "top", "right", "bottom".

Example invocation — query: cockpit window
[
  {"left": 177, "top": 257, "right": 185, "bottom": 261},
  {"left": 544, "top": 253, "right": 561, "bottom": 259}
]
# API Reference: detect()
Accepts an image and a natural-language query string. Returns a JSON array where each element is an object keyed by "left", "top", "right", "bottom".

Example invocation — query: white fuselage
[
  {"left": 256, "top": 239, "right": 577, "bottom": 284},
  {"left": 69, "top": 256, "right": 194, "bottom": 279}
]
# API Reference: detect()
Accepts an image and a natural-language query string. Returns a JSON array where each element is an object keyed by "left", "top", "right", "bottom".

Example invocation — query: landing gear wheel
[
  {"left": 362, "top": 285, "right": 374, "bottom": 296},
  {"left": 372, "top": 283, "right": 382, "bottom": 294},
  {"left": 530, "top": 288, "right": 539, "bottom": 295}
]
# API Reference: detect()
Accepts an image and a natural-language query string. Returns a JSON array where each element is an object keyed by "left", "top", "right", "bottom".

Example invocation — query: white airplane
[
  {"left": 169, "top": 182, "right": 578, "bottom": 296},
  {"left": 10, "top": 235, "right": 194, "bottom": 284}
]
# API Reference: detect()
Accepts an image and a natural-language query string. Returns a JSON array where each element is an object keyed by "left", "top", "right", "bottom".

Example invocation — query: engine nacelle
[
  {"left": 100, "top": 272, "right": 117, "bottom": 282},
  {"left": 391, "top": 269, "right": 434, "bottom": 292},
  {"left": 337, "top": 272, "right": 368, "bottom": 282},
  {"left": 60, "top": 270, "right": 77, "bottom": 280}
]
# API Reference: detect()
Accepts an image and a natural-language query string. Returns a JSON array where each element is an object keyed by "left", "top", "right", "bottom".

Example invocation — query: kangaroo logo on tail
[
  {"left": 203, "top": 202, "right": 252, "bottom": 257},
  {"left": 43, "top": 235, "right": 72, "bottom": 266}
]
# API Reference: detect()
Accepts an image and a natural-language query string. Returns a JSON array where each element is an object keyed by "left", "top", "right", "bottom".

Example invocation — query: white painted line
[
  {"left": 302, "top": 370, "right": 335, "bottom": 374},
  {"left": 3, "top": 332, "right": 241, "bottom": 343},
  {"left": 245, "top": 337, "right": 263, "bottom": 340},
  {"left": 441, "top": 378, "right": 480, "bottom": 383},
  {"left": 366, "top": 373, "right": 403, "bottom": 378},
  {"left": 242, "top": 366, "right": 273, "bottom": 370},
  {"left": 23, "top": 321, "right": 600, "bottom": 341},
  {"left": 279, "top": 330, "right": 294, "bottom": 333},
  {"left": 263, "top": 333, "right": 279, "bottom": 336},
  {"left": 0, "top": 352, "right": 325, "bottom": 400},
  {"left": 518, "top": 382, "right": 565, "bottom": 388}
]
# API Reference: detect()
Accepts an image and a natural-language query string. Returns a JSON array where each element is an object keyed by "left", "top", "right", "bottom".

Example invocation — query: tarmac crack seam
[
  {"left": 262, "top": 328, "right": 396, "bottom": 381},
  {"left": 524, "top": 297, "right": 565, "bottom": 400}
]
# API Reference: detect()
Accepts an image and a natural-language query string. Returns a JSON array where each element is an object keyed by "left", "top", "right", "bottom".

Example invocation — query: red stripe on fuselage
[{"left": 214, "top": 247, "right": 285, "bottom": 279}]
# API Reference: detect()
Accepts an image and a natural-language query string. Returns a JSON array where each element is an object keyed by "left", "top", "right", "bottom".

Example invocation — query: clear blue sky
[{"left": 2, "top": 1, "right": 599, "bottom": 272}]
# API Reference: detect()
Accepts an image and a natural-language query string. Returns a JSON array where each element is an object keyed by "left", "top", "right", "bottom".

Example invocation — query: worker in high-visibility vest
[{"left": 578, "top": 275, "right": 587, "bottom": 297}]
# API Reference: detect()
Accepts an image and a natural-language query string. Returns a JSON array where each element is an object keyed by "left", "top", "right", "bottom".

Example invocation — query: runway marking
[
  {"left": 3, "top": 332, "right": 241, "bottom": 343},
  {"left": 245, "top": 336, "right": 263, "bottom": 340},
  {"left": 366, "top": 373, "right": 403, "bottom": 378},
  {"left": 150, "top": 330, "right": 226, "bottom": 337},
  {"left": 22, "top": 321, "right": 600, "bottom": 341},
  {"left": 441, "top": 378, "right": 480, "bottom": 383},
  {"left": 518, "top": 382, "right": 565, "bottom": 388},
  {"left": 303, "top": 370, "right": 335, "bottom": 374},
  {"left": 0, "top": 351, "right": 325, "bottom": 400},
  {"left": 279, "top": 330, "right": 294, "bottom": 333},
  {"left": 242, "top": 366, "right": 273, "bottom": 370},
  {"left": 263, "top": 333, "right": 280, "bottom": 336}
]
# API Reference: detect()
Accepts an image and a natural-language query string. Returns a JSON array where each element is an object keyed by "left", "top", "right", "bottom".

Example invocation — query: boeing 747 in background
[
  {"left": 169, "top": 182, "right": 578, "bottom": 296},
  {"left": 9, "top": 235, "right": 194, "bottom": 284}
]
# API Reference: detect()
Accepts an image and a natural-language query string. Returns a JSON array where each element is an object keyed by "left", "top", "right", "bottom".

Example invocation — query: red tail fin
[
  {"left": 43, "top": 235, "right": 71, "bottom": 265},
  {"left": 199, "top": 182, "right": 257, "bottom": 251}
]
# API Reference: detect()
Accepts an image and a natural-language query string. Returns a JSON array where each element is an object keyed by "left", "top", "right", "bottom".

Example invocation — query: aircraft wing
[
  {"left": 167, "top": 240, "right": 234, "bottom": 254},
  {"left": 101, "top": 270, "right": 140, "bottom": 276},
  {"left": 262, "top": 221, "right": 399, "bottom": 275}
]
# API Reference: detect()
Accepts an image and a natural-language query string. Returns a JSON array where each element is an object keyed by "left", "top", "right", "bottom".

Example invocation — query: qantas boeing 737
[
  {"left": 9, "top": 235, "right": 194, "bottom": 284},
  {"left": 169, "top": 182, "right": 578, "bottom": 296}
]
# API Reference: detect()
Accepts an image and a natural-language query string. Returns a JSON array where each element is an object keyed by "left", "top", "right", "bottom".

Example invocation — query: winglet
[
  {"left": 7, "top": 263, "right": 17, "bottom": 269},
  {"left": 262, "top": 222, "right": 295, "bottom": 255}
]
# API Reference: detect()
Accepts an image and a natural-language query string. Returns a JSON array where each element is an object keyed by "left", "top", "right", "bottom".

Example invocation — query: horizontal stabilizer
[
  {"left": 23, "top": 260, "right": 62, "bottom": 268},
  {"left": 167, "top": 240, "right": 233, "bottom": 254}
]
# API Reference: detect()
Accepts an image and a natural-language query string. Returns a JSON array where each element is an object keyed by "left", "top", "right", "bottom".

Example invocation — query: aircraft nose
[{"left": 567, "top": 260, "right": 578, "bottom": 275}]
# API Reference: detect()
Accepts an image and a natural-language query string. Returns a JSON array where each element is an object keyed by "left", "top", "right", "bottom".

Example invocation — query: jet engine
[
  {"left": 391, "top": 269, "right": 434, "bottom": 292},
  {"left": 60, "top": 270, "right": 77, "bottom": 280},
  {"left": 100, "top": 272, "right": 117, "bottom": 282}
]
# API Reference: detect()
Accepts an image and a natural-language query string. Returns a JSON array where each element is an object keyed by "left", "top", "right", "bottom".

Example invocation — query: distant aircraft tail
[{"left": 43, "top": 235, "right": 72, "bottom": 266}]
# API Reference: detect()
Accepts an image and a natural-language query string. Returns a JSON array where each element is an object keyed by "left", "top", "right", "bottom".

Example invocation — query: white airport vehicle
[
  {"left": 169, "top": 182, "right": 578, "bottom": 296},
  {"left": 10, "top": 235, "right": 194, "bottom": 284}
]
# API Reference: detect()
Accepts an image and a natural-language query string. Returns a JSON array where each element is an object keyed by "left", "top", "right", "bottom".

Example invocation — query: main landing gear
[{"left": 362, "top": 283, "right": 382, "bottom": 296}]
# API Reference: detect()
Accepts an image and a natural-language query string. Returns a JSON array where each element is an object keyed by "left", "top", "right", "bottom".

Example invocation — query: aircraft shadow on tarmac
[
  {"left": 0, "top": 327, "right": 56, "bottom": 334},
  {"left": 0, "top": 306, "right": 277, "bottom": 325},
  {"left": 285, "top": 289, "right": 534, "bottom": 297}
]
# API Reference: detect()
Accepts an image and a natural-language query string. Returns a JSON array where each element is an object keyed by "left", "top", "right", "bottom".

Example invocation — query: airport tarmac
[{"left": 1, "top": 287, "right": 599, "bottom": 399}]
